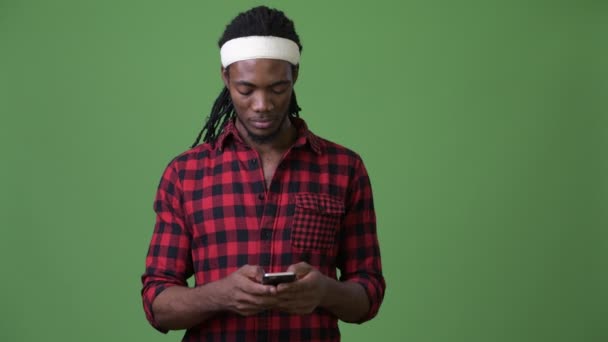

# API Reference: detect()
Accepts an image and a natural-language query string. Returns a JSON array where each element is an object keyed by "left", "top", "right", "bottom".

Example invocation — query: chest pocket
[{"left": 291, "top": 193, "right": 345, "bottom": 252}]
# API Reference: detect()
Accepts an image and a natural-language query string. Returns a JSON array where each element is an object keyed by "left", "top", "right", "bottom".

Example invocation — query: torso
[{"left": 260, "top": 152, "right": 283, "bottom": 189}]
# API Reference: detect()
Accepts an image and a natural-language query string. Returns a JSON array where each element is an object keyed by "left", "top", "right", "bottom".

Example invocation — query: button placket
[
  {"left": 261, "top": 229, "right": 272, "bottom": 240},
  {"left": 249, "top": 158, "right": 258, "bottom": 170}
]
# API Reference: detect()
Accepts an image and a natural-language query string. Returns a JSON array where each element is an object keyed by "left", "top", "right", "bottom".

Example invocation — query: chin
[{"left": 246, "top": 125, "right": 283, "bottom": 144}]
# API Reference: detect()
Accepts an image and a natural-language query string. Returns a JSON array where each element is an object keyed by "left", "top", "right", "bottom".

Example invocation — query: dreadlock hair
[{"left": 191, "top": 6, "right": 303, "bottom": 148}]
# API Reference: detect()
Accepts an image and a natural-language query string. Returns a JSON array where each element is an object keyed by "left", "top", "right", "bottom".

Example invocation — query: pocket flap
[{"left": 295, "top": 193, "right": 345, "bottom": 216}]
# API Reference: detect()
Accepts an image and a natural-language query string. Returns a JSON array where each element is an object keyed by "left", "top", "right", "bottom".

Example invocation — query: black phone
[{"left": 261, "top": 272, "right": 296, "bottom": 285}]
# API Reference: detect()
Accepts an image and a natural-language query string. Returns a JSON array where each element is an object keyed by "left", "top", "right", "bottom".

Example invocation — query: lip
[{"left": 250, "top": 119, "right": 274, "bottom": 129}]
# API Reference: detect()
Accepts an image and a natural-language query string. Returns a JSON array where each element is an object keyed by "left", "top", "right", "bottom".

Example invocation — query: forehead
[{"left": 227, "top": 59, "right": 293, "bottom": 83}]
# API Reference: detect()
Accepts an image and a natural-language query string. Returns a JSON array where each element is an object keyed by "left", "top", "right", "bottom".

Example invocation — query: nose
[{"left": 251, "top": 92, "right": 274, "bottom": 113}]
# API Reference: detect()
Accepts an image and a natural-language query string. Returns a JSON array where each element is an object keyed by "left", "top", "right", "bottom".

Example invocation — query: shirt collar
[{"left": 215, "top": 116, "right": 323, "bottom": 155}]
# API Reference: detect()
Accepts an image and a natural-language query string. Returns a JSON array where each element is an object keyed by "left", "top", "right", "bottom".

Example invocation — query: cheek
[
  {"left": 229, "top": 92, "right": 249, "bottom": 111},
  {"left": 276, "top": 93, "right": 292, "bottom": 108}
]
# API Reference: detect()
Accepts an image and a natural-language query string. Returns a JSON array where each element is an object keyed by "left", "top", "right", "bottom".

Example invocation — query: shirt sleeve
[
  {"left": 338, "top": 156, "right": 386, "bottom": 323},
  {"left": 141, "top": 159, "right": 193, "bottom": 333}
]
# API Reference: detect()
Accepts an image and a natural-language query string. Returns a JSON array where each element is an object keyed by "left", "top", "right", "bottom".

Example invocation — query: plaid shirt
[{"left": 141, "top": 118, "right": 385, "bottom": 341}]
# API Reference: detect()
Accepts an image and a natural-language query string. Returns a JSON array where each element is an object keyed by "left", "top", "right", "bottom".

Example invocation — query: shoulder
[
  {"left": 159, "top": 143, "right": 215, "bottom": 182},
  {"left": 166, "top": 143, "right": 215, "bottom": 168},
  {"left": 314, "top": 134, "right": 364, "bottom": 165},
  {"left": 297, "top": 118, "right": 362, "bottom": 164},
  {"left": 308, "top": 133, "right": 371, "bottom": 182},
  {"left": 311, "top": 135, "right": 373, "bottom": 202}
]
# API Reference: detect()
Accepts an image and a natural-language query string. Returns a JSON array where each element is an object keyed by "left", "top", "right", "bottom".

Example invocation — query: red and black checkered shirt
[{"left": 141, "top": 118, "right": 385, "bottom": 341}]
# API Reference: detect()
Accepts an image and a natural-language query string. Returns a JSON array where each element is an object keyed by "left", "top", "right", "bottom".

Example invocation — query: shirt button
[
  {"left": 258, "top": 194, "right": 265, "bottom": 200},
  {"left": 262, "top": 230, "right": 272, "bottom": 240},
  {"left": 249, "top": 159, "right": 258, "bottom": 168}
]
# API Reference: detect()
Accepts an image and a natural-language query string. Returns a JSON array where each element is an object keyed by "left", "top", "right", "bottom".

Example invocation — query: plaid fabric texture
[{"left": 141, "top": 118, "right": 385, "bottom": 341}]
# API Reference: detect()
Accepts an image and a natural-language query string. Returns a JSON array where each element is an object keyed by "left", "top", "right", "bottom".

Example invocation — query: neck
[{"left": 237, "top": 116, "right": 297, "bottom": 155}]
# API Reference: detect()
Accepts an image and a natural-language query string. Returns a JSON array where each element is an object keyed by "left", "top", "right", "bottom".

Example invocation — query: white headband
[{"left": 220, "top": 36, "right": 300, "bottom": 67}]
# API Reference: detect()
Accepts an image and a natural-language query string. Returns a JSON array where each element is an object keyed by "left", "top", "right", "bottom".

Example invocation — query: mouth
[{"left": 250, "top": 118, "right": 275, "bottom": 129}]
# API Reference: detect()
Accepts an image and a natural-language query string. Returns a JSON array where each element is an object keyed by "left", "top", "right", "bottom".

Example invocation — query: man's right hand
[
  {"left": 151, "top": 264, "right": 279, "bottom": 330},
  {"left": 215, "top": 265, "right": 279, "bottom": 316}
]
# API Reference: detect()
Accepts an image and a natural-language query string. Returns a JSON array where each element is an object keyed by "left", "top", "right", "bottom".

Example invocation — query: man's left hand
[{"left": 274, "top": 262, "right": 329, "bottom": 315}]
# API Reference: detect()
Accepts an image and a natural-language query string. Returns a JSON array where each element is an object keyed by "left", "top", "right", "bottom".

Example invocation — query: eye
[
  {"left": 236, "top": 86, "right": 253, "bottom": 96},
  {"left": 271, "top": 85, "right": 289, "bottom": 94}
]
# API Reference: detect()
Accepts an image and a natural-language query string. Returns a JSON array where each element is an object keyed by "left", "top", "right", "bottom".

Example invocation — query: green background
[{"left": 1, "top": 0, "right": 607, "bottom": 341}]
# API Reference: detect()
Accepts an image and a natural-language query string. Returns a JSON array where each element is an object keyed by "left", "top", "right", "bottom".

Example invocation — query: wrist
[
  {"left": 320, "top": 275, "right": 338, "bottom": 309},
  {"left": 195, "top": 279, "right": 225, "bottom": 313}
]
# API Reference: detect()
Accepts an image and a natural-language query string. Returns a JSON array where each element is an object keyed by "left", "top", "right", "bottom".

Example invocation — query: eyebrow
[{"left": 234, "top": 80, "right": 291, "bottom": 88}]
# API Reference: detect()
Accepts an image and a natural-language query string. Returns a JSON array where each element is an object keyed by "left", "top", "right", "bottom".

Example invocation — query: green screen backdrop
[{"left": 1, "top": 0, "right": 607, "bottom": 341}]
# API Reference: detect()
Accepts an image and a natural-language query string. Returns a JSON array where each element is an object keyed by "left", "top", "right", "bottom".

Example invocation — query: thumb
[
  {"left": 287, "top": 262, "right": 312, "bottom": 279},
  {"left": 240, "top": 264, "right": 265, "bottom": 281}
]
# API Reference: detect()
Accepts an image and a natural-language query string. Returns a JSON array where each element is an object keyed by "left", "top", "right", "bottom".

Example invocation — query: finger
[
  {"left": 285, "top": 262, "right": 302, "bottom": 273},
  {"left": 287, "top": 262, "right": 312, "bottom": 279},
  {"left": 239, "top": 264, "right": 265, "bottom": 279},
  {"left": 236, "top": 303, "right": 267, "bottom": 316},
  {"left": 254, "top": 270, "right": 264, "bottom": 283},
  {"left": 275, "top": 301, "right": 311, "bottom": 315},
  {"left": 236, "top": 291, "right": 279, "bottom": 310},
  {"left": 276, "top": 281, "right": 297, "bottom": 294},
  {"left": 274, "top": 299, "right": 293, "bottom": 311},
  {"left": 242, "top": 281, "right": 277, "bottom": 296},
  {"left": 238, "top": 273, "right": 280, "bottom": 296}
]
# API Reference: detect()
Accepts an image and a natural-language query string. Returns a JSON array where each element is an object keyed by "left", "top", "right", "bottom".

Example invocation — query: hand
[
  {"left": 274, "top": 262, "right": 329, "bottom": 315},
  {"left": 215, "top": 265, "right": 278, "bottom": 316}
]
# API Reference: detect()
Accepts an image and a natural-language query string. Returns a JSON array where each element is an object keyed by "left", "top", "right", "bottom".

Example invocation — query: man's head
[{"left": 192, "top": 6, "right": 302, "bottom": 147}]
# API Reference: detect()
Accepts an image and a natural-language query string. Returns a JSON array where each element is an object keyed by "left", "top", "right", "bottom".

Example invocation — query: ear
[
  {"left": 221, "top": 66, "right": 229, "bottom": 87},
  {"left": 292, "top": 65, "right": 299, "bottom": 85}
]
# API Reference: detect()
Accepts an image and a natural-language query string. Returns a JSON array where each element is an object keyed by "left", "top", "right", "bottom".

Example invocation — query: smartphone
[{"left": 262, "top": 272, "right": 296, "bottom": 285}]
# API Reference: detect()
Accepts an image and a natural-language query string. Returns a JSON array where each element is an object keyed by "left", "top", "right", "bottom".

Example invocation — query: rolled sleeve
[
  {"left": 338, "top": 157, "right": 386, "bottom": 323},
  {"left": 141, "top": 160, "right": 193, "bottom": 333}
]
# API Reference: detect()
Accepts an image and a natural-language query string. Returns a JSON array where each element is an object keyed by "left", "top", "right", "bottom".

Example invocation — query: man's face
[{"left": 222, "top": 59, "right": 297, "bottom": 145}]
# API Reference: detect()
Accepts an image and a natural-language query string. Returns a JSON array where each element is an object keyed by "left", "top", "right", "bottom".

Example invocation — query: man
[{"left": 141, "top": 6, "right": 385, "bottom": 341}]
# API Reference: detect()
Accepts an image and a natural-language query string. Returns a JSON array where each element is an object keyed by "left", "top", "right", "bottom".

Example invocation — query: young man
[{"left": 141, "top": 6, "right": 385, "bottom": 341}]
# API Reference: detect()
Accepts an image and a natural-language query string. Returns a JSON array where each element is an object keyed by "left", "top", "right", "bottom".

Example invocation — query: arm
[
  {"left": 141, "top": 161, "right": 194, "bottom": 332},
  {"left": 141, "top": 161, "right": 279, "bottom": 332},
  {"left": 152, "top": 265, "right": 279, "bottom": 330},
  {"left": 151, "top": 283, "right": 220, "bottom": 330},
  {"left": 275, "top": 157, "right": 385, "bottom": 323},
  {"left": 335, "top": 156, "right": 386, "bottom": 322},
  {"left": 321, "top": 275, "right": 370, "bottom": 322},
  {"left": 275, "top": 262, "right": 370, "bottom": 322}
]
